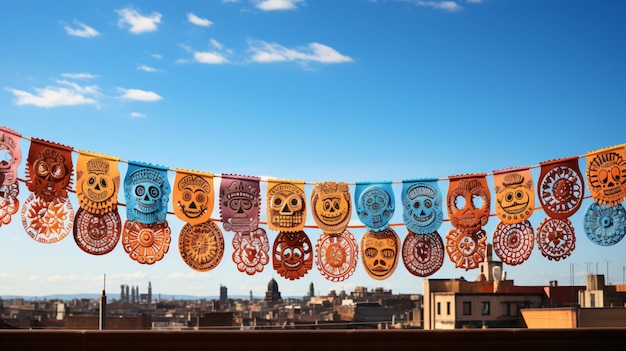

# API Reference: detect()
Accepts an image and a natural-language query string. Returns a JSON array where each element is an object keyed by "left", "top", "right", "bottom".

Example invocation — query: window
[
  {"left": 462, "top": 301, "right": 471, "bottom": 315},
  {"left": 437, "top": 302, "right": 441, "bottom": 315},
  {"left": 481, "top": 302, "right": 490, "bottom": 315},
  {"left": 446, "top": 302, "right": 451, "bottom": 315},
  {"left": 590, "top": 293, "right": 596, "bottom": 308}
]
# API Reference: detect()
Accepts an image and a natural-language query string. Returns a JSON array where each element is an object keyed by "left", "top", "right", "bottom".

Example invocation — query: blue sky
[{"left": 1, "top": 0, "right": 626, "bottom": 299}]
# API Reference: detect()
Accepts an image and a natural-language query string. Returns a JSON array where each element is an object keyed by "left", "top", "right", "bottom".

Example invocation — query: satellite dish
[{"left": 492, "top": 266, "right": 502, "bottom": 281}]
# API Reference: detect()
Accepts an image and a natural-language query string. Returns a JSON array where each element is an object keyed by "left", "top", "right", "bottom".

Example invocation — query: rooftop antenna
[{"left": 99, "top": 273, "right": 107, "bottom": 330}]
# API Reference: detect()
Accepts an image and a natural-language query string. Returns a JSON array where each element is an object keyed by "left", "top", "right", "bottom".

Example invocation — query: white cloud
[
  {"left": 256, "top": 0, "right": 304, "bottom": 11},
  {"left": 210, "top": 38, "right": 223, "bottom": 50},
  {"left": 5, "top": 80, "right": 101, "bottom": 108},
  {"left": 248, "top": 40, "right": 353, "bottom": 64},
  {"left": 466, "top": 0, "right": 482, "bottom": 3},
  {"left": 61, "top": 72, "right": 98, "bottom": 79},
  {"left": 416, "top": 1, "right": 462, "bottom": 11},
  {"left": 131, "top": 112, "right": 146, "bottom": 118},
  {"left": 119, "top": 88, "right": 162, "bottom": 101},
  {"left": 194, "top": 51, "right": 230, "bottom": 64},
  {"left": 187, "top": 12, "right": 213, "bottom": 27},
  {"left": 64, "top": 20, "right": 100, "bottom": 37},
  {"left": 137, "top": 65, "right": 160, "bottom": 72},
  {"left": 117, "top": 7, "right": 162, "bottom": 34}
]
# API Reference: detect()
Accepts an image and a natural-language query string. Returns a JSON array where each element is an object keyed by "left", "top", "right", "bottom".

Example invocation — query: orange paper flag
[
  {"left": 76, "top": 150, "right": 120, "bottom": 215},
  {"left": 173, "top": 169, "right": 215, "bottom": 225},
  {"left": 586, "top": 144, "right": 626, "bottom": 206},
  {"left": 493, "top": 166, "right": 534, "bottom": 224},
  {"left": 266, "top": 178, "right": 306, "bottom": 232}
]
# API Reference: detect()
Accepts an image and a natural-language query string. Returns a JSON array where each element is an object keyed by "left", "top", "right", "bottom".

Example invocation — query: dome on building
[
  {"left": 268, "top": 278, "right": 279, "bottom": 293},
  {"left": 264, "top": 278, "right": 282, "bottom": 303}
]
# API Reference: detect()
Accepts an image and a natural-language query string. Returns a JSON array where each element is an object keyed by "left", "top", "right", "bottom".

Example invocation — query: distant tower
[
  {"left": 220, "top": 285, "right": 228, "bottom": 301},
  {"left": 120, "top": 285, "right": 125, "bottom": 302},
  {"left": 478, "top": 244, "right": 503, "bottom": 282},
  {"left": 148, "top": 282, "right": 152, "bottom": 304},
  {"left": 250, "top": 290, "right": 253, "bottom": 303},
  {"left": 264, "top": 278, "right": 282, "bottom": 303},
  {"left": 309, "top": 282, "right": 315, "bottom": 297},
  {"left": 125, "top": 285, "right": 130, "bottom": 303}
]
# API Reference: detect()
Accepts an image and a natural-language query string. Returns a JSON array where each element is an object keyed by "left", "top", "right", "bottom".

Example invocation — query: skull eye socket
[
  {"left": 365, "top": 248, "right": 378, "bottom": 258},
  {"left": 195, "top": 193, "right": 206, "bottom": 203},
  {"left": 182, "top": 190, "right": 192, "bottom": 201},
  {"left": 471, "top": 194, "right": 484, "bottom": 209},
  {"left": 515, "top": 190, "right": 524, "bottom": 200},
  {"left": 149, "top": 186, "right": 160, "bottom": 198},
  {"left": 599, "top": 169, "right": 609, "bottom": 184},
  {"left": 50, "top": 163, "right": 66, "bottom": 180},
  {"left": 323, "top": 200, "right": 331, "bottom": 211},
  {"left": 88, "top": 176, "right": 96, "bottom": 186},
  {"left": 611, "top": 166, "right": 621, "bottom": 181},
  {"left": 34, "top": 160, "right": 49, "bottom": 177},
  {"left": 505, "top": 192, "right": 514, "bottom": 202},
  {"left": 381, "top": 248, "right": 395, "bottom": 259},
  {"left": 333, "top": 199, "right": 341, "bottom": 210},
  {"left": 424, "top": 199, "right": 432, "bottom": 209},
  {"left": 287, "top": 194, "right": 302, "bottom": 211},
  {"left": 454, "top": 195, "right": 467, "bottom": 210},
  {"left": 100, "top": 178, "right": 107, "bottom": 188},
  {"left": 135, "top": 185, "right": 145, "bottom": 197},
  {"left": 413, "top": 201, "right": 420, "bottom": 209},
  {"left": 241, "top": 199, "right": 252, "bottom": 210}
]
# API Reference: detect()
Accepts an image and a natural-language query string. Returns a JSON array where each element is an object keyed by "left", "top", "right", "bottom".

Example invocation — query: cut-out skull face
[
  {"left": 494, "top": 168, "right": 534, "bottom": 224},
  {"left": 272, "top": 231, "right": 312, "bottom": 280},
  {"left": 27, "top": 139, "right": 73, "bottom": 202},
  {"left": 267, "top": 181, "right": 306, "bottom": 232},
  {"left": 356, "top": 182, "right": 395, "bottom": 231},
  {"left": 587, "top": 147, "right": 626, "bottom": 206},
  {"left": 174, "top": 171, "right": 214, "bottom": 225},
  {"left": 360, "top": 228, "right": 400, "bottom": 280},
  {"left": 402, "top": 180, "right": 443, "bottom": 234},
  {"left": 124, "top": 163, "right": 170, "bottom": 224},
  {"left": 219, "top": 175, "right": 260, "bottom": 232},
  {"left": 0, "top": 127, "right": 22, "bottom": 187},
  {"left": 310, "top": 181, "right": 352, "bottom": 234},
  {"left": 447, "top": 175, "right": 491, "bottom": 231},
  {"left": 76, "top": 154, "right": 120, "bottom": 215}
]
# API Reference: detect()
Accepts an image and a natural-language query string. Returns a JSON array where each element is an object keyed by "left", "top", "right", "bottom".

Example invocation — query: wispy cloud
[
  {"left": 248, "top": 40, "right": 353, "bottom": 65},
  {"left": 187, "top": 12, "right": 213, "bottom": 27},
  {"left": 131, "top": 112, "right": 146, "bottom": 118},
  {"left": 64, "top": 20, "right": 100, "bottom": 38},
  {"left": 61, "top": 72, "right": 98, "bottom": 79},
  {"left": 118, "top": 88, "right": 162, "bottom": 101},
  {"left": 255, "top": 0, "right": 304, "bottom": 11},
  {"left": 5, "top": 80, "right": 101, "bottom": 108},
  {"left": 137, "top": 65, "right": 160, "bottom": 72},
  {"left": 415, "top": 1, "right": 462, "bottom": 12},
  {"left": 117, "top": 7, "right": 162, "bottom": 34}
]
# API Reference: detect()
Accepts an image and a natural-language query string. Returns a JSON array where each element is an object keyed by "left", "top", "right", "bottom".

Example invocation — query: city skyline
[{"left": 1, "top": 0, "right": 626, "bottom": 298}]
